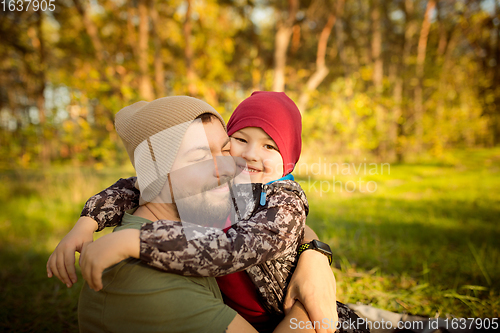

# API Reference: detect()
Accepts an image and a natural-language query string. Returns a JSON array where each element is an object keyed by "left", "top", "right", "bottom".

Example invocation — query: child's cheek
[
  {"left": 229, "top": 143, "right": 240, "bottom": 157},
  {"left": 264, "top": 155, "right": 284, "bottom": 178}
]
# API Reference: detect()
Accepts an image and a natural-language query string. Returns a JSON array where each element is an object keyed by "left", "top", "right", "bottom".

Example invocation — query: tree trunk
[
  {"left": 414, "top": 0, "right": 436, "bottom": 153},
  {"left": 184, "top": 0, "right": 197, "bottom": 95},
  {"left": 397, "top": 0, "right": 418, "bottom": 162},
  {"left": 371, "top": 0, "right": 386, "bottom": 160},
  {"left": 150, "top": 0, "right": 165, "bottom": 98},
  {"left": 391, "top": 74, "right": 403, "bottom": 163},
  {"left": 334, "top": 0, "right": 347, "bottom": 79},
  {"left": 28, "top": 11, "right": 49, "bottom": 165},
  {"left": 493, "top": 0, "right": 500, "bottom": 145},
  {"left": 291, "top": 24, "right": 301, "bottom": 54},
  {"left": 35, "top": 10, "right": 50, "bottom": 166},
  {"left": 434, "top": 28, "right": 459, "bottom": 154},
  {"left": 436, "top": 0, "right": 448, "bottom": 57},
  {"left": 73, "top": 0, "right": 106, "bottom": 63},
  {"left": 73, "top": 0, "right": 122, "bottom": 109},
  {"left": 127, "top": 6, "right": 138, "bottom": 60},
  {"left": 297, "top": 13, "right": 336, "bottom": 112},
  {"left": 138, "top": 0, "right": 154, "bottom": 100},
  {"left": 402, "top": 0, "right": 417, "bottom": 69},
  {"left": 273, "top": 0, "right": 298, "bottom": 92},
  {"left": 371, "top": 0, "right": 383, "bottom": 91}
]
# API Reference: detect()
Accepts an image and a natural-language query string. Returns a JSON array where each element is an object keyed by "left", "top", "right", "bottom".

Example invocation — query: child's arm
[
  {"left": 80, "top": 177, "right": 140, "bottom": 231},
  {"left": 139, "top": 183, "right": 307, "bottom": 276},
  {"left": 46, "top": 216, "right": 98, "bottom": 287},
  {"left": 46, "top": 177, "right": 140, "bottom": 287},
  {"left": 80, "top": 181, "right": 307, "bottom": 290}
]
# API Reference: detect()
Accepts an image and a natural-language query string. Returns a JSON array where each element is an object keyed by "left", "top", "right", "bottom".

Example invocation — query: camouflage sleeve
[
  {"left": 139, "top": 188, "right": 307, "bottom": 277},
  {"left": 80, "top": 177, "right": 140, "bottom": 231}
]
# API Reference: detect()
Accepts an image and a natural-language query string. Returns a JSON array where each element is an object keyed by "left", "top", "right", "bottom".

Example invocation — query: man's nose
[{"left": 213, "top": 155, "right": 236, "bottom": 183}]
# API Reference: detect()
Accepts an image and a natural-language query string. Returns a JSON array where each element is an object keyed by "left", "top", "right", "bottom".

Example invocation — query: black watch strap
[{"left": 297, "top": 239, "right": 333, "bottom": 265}]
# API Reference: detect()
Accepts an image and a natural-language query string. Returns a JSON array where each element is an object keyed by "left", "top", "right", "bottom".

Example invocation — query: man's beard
[{"left": 173, "top": 179, "right": 233, "bottom": 229}]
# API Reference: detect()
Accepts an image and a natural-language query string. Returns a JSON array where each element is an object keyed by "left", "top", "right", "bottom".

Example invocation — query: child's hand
[
  {"left": 79, "top": 228, "right": 140, "bottom": 291},
  {"left": 46, "top": 216, "right": 98, "bottom": 288},
  {"left": 283, "top": 249, "right": 338, "bottom": 333}
]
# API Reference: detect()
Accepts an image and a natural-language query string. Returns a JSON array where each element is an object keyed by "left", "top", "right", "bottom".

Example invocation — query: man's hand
[
  {"left": 284, "top": 249, "right": 338, "bottom": 333},
  {"left": 46, "top": 217, "right": 98, "bottom": 288},
  {"left": 79, "top": 228, "right": 140, "bottom": 291}
]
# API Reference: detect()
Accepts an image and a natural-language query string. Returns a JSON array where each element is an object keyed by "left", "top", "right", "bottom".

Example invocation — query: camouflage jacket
[{"left": 81, "top": 177, "right": 308, "bottom": 316}]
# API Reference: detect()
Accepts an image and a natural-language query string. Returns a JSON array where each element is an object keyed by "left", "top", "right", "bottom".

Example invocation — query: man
[{"left": 78, "top": 96, "right": 279, "bottom": 332}]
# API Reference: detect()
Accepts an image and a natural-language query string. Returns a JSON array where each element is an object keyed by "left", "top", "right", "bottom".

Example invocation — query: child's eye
[{"left": 264, "top": 144, "right": 278, "bottom": 151}]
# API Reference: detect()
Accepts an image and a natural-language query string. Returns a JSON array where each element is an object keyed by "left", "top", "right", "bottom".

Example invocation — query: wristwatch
[{"left": 297, "top": 239, "right": 333, "bottom": 265}]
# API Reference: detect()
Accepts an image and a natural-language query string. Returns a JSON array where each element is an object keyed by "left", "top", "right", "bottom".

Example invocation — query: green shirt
[{"left": 78, "top": 211, "right": 236, "bottom": 333}]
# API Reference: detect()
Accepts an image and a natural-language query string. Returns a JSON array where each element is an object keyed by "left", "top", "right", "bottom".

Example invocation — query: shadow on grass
[{"left": 0, "top": 246, "right": 83, "bottom": 333}]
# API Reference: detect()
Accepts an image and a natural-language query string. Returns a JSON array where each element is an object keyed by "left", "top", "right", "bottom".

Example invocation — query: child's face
[{"left": 230, "top": 127, "right": 284, "bottom": 184}]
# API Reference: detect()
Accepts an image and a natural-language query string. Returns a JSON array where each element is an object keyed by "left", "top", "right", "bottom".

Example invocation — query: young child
[{"left": 48, "top": 92, "right": 367, "bottom": 333}]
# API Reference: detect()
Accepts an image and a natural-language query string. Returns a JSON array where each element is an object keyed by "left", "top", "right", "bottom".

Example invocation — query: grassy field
[
  {"left": 298, "top": 148, "right": 500, "bottom": 318},
  {"left": 0, "top": 148, "right": 499, "bottom": 331}
]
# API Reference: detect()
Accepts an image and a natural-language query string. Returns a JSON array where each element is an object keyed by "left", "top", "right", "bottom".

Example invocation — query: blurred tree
[
  {"left": 183, "top": 0, "right": 197, "bottom": 95},
  {"left": 297, "top": 0, "right": 340, "bottom": 112},
  {"left": 0, "top": 0, "right": 499, "bottom": 167},
  {"left": 465, "top": 0, "right": 500, "bottom": 145},
  {"left": 273, "top": 0, "right": 298, "bottom": 92},
  {"left": 150, "top": 0, "right": 166, "bottom": 97},
  {"left": 414, "top": 0, "right": 435, "bottom": 153},
  {"left": 138, "top": 0, "right": 154, "bottom": 100},
  {"left": 370, "top": 0, "right": 386, "bottom": 159}
]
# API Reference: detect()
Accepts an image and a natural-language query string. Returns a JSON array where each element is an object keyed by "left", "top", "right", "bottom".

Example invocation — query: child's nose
[{"left": 241, "top": 146, "right": 258, "bottom": 162}]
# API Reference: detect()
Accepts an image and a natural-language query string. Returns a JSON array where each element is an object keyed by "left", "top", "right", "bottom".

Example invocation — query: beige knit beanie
[{"left": 115, "top": 96, "right": 226, "bottom": 203}]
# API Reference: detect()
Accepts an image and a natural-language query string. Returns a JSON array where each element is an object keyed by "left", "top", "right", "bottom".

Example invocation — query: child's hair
[{"left": 227, "top": 91, "right": 302, "bottom": 176}]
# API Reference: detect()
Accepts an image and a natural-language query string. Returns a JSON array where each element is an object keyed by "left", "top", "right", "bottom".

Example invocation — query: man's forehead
[
  {"left": 180, "top": 121, "right": 209, "bottom": 149},
  {"left": 178, "top": 119, "right": 228, "bottom": 153}
]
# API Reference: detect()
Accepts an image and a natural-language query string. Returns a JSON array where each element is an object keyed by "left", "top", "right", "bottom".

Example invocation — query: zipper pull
[{"left": 260, "top": 185, "right": 267, "bottom": 206}]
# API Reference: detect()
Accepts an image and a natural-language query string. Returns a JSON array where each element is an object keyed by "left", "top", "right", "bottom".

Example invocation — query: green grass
[
  {"left": 0, "top": 148, "right": 499, "bottom": 331},
  {"left": 298, "top": 148, "right": 500, "bottom": 318},
  {"left": 0, "top": 166, "right": 135, "bottom": 332}
]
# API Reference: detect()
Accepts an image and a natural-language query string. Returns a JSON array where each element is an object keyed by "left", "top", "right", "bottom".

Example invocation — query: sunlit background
[{"left": 1, "top": 0, "right": 499, "bottom": 331}]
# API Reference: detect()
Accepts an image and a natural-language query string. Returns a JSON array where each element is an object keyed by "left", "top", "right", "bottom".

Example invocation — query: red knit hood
[{"left": 227, "top": 91, "right": 302, "bottom": 175}]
